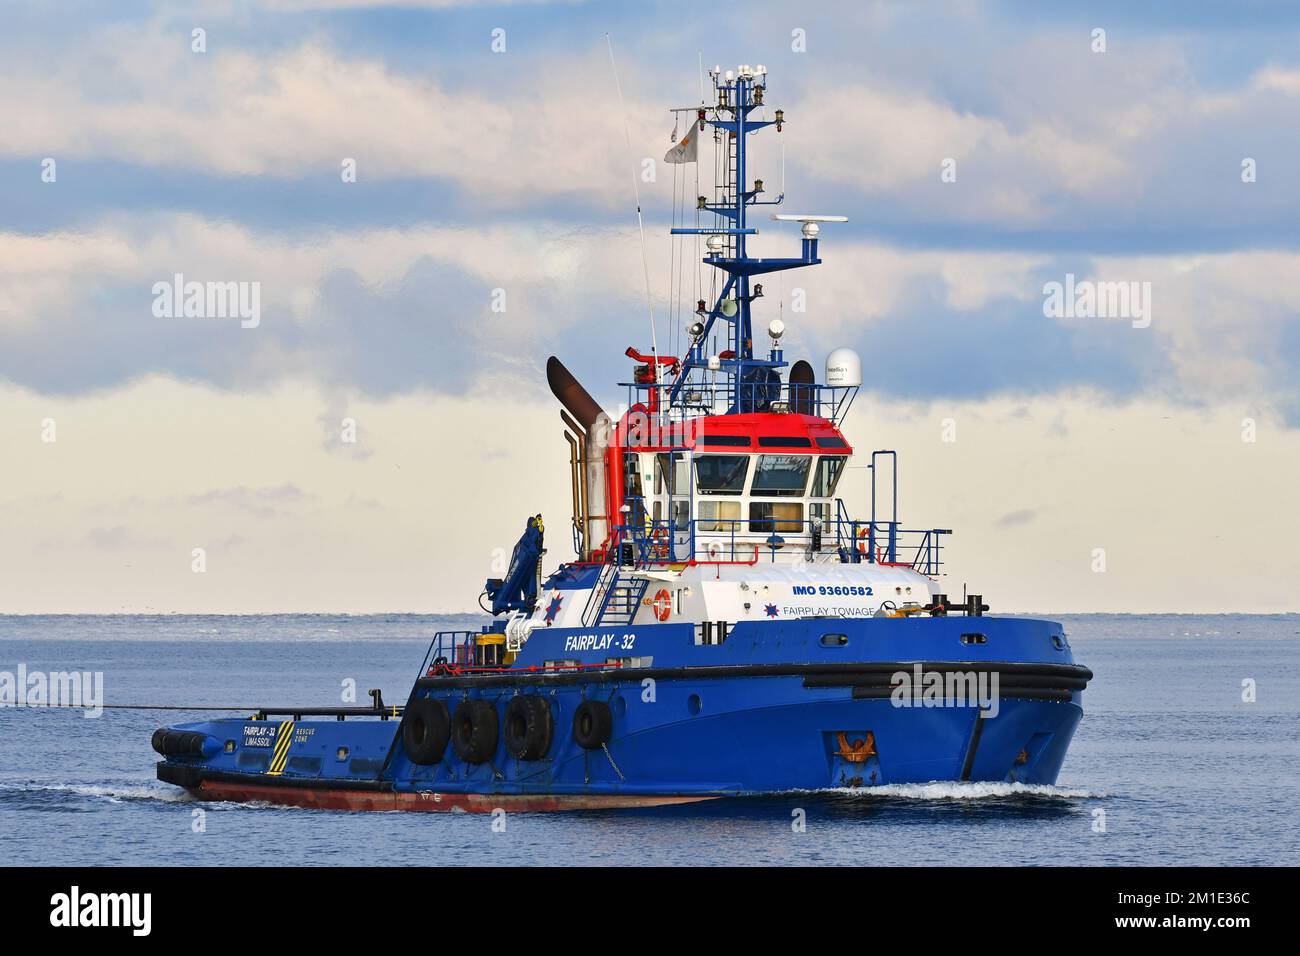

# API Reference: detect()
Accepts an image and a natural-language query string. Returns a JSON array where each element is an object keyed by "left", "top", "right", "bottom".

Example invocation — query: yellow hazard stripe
[{"left": 266, "top": 720, "right": 295, "bottom": 775}]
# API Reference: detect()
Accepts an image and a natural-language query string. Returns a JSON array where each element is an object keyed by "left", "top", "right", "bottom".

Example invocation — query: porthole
[
  {"left": 687, "top": 694, "right": 702, "bottom": 716},
  {"left": 820, "top": 633, "right": 849, "bottom": 647}
]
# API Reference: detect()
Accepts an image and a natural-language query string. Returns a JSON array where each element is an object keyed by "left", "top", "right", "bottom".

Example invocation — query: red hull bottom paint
[{"left": 193, "top": 780, "right": 716, "bottom": 813}]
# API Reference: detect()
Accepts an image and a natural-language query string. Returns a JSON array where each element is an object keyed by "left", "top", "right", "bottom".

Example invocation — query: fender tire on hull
[
  {"left": 452, "top": 699, "right": 499, "bottom": 764},
  {"left": 504, "top": 695, "right": 554, "bottom": 761},
  {"left": 402, "top": 697, "right": 450, "bottom": 765},
  {"left": 572, "top": 699, "right": 613, "bottom": 750}
]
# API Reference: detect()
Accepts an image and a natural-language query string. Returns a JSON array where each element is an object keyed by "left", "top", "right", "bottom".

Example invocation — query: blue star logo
[
  {"left": 764, "top": 603, "right": 779, "bottom": 617},
  {"left": 544, "top": 593, "right": 563, "bottom": 625}
]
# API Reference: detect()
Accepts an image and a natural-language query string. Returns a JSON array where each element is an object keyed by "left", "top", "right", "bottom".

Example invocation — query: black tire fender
[
  {"left": 452, "top": 699, "right": 499, "bottom": 764},
  {"left": 572, "top": 699, "right": 613, "bottom": 751},
  {"left": 402, "top": 697, "right": 450, "bottom": 766},
  {"left": 503, "top": 695, "right": 553, "bottom": 761}
]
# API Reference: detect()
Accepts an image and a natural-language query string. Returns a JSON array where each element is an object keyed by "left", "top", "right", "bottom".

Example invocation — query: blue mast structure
[{"left": 666, "top": 65, "right": 843, "bottom": 414}]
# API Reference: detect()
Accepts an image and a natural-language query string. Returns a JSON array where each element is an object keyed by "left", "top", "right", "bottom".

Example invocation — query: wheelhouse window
[
  {"left": 623, "top": 452, "right": 643, "bottom": 498},
  {"left": 811, "top": 456, "right": 847, "bottom": 497},
  {"left": 749, "top": 502, "right": 804, "bottom": 533},
  {"left": 750, "top": 455, "right": 811, "bottom": 496},
  {"left": 655, "top": 452, "right": 689, "bottom": 496},
  {"left": 695, "top": 455, "right": 749, "bottom": 495},
  {"left": 697, "top": 500, "right": 741, "bottom": 532}
]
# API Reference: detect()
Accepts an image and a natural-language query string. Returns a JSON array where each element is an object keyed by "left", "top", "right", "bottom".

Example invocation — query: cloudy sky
[{"left": 2, "top": 0, "right": 1298, "bottom": 614}]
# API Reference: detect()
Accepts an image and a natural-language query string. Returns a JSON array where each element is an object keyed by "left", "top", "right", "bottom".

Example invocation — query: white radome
[{"left": 825, "top": 347, "right": 862, "bottom": 387}]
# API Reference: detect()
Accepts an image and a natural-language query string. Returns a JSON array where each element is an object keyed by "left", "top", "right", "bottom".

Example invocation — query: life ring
[
  {"left": 451, "top": 699, "right": 499, "bottom": 764},
  {"left": 572, "top": 699, "right": 613, "bottom": 750},
  {"left": 402, "top": 697, "right": 450, "bottom": 765},
  {"left": 503, "top": 695, "right": 553, "bottom": 761},
  {"left": 652, "top": 587, "right": 672, "bottom": 622},
  {"left": 856, "top": 527, "right": 869, "bottom": 555},
  {"left": 649, "top": 525, "right": 670, "bottom": 560}
]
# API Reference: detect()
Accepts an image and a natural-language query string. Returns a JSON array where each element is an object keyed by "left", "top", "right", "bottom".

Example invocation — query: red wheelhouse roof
[{"left": 614, "top": 411, "right": 853, "bottom": 454}]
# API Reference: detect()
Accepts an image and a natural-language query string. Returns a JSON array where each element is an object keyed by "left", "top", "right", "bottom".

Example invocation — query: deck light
[
  {"left": 697, "top": 195, "right": 707, "bottom": 210},
  {"left": 753, "top": 179, "right": 764, "bottom": 192},
  {"left": 775, "top": 109, "right": 784, "bottom": 131}
]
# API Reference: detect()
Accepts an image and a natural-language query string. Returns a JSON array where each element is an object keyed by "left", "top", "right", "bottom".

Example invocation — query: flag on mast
[{"left": 663, "top": 124, "right": 698, "bottom": 164}]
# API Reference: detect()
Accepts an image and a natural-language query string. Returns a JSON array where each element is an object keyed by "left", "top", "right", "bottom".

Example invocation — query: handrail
[
  {"left": 608, "top": 513, "right": 950, "bottom": 575},
  {"left": 621, "top": 379, "right": 858, "bottom": 425}
]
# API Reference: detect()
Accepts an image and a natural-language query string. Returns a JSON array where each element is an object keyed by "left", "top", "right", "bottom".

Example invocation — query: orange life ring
[
  {"left": 652, "top": 587, "right": 672, "bottom": 622},
  {"left": 856, "top": 527, "right": 869, "bottom": 555},
  {"left": 649, "top": 525, "right": 670, "bottom": 560}
]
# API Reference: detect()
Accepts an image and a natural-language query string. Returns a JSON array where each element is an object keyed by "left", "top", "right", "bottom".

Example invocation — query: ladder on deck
[{"left": 583, "top": 562, "right": 650, "bottom": 628}]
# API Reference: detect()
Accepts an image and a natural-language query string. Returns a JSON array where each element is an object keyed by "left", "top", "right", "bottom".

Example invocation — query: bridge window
[
  {"left": 623, "top": 452, "right": 643, "bottom": 498},
  {"left": 695, "top": 455, "right": 749, "bottom": 495},
  {"left": 749, "top": 501, "right": 803, "bottom": 533},
  {"left": 655, "top": 452, "right": 688, "bottom": 495},
  {"left": 698, "top": 500, "right": 741, "bottom": 532},
  {"left": 751, "top": 455, "right": 810, "bottom": 496},
  {"left": 811, "top": 456, "right": 847, "bottom": 497}
]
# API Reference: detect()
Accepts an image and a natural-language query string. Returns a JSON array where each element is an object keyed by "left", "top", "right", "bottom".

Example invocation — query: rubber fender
[
  {"left": 572, "top": 699, "right": 613, "bottom": 751},
  {"left": 452, "top": 699, "right": 499, "bottom": 764},
  {"left": 503, "top": 695, "right": 553, "bottom": 761},
  {"left": 402, "top": 697, "right": 451, "bottom": 765}
]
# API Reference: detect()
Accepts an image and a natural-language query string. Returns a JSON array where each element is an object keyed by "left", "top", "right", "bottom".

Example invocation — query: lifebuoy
[
  {"left": 503, "top": 695, "right": 553, "bottom": 761},
  {"left": 649, "top": 525, "right": 670, "bottom": 560},
  {"left": 402, "top": 696, "right": 450, "bottom": 765},
  {"left": 572, "top": 699, "right": 613, "bottom": 750},
  {"left": 451, "top": 699, "right": 498, "bottom": 764},
  {"left": 652, "top": 587, "right": 672, "bottom": 622},
  {"left": 856, "top": 527, "right": 869, "bottom": 555}
]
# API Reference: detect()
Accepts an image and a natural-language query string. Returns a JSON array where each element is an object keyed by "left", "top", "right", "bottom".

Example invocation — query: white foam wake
[
  {"left": 0, "top": 781, "right": 193, "bottom": 803},
  {"left": 826, "top": 781, "right": 1104, "bottom": 800}
]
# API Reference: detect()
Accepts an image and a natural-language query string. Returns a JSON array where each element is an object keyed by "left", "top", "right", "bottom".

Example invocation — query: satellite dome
[{"left": 825, "top": 347, "right": 862, "bottom": 387}]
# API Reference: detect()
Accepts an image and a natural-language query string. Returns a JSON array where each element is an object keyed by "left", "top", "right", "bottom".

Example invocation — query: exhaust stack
[{"left": 547, "top": 357, "right": 611, "bottom": 559}]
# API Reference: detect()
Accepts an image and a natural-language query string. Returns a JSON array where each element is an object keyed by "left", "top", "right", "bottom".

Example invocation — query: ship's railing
[
  {"left": 418, "top": 631, "right": 505, "bottom": 674},
  {"left": 620, "top": 379, "right": 858, "bottom": 426},
  {"left": 607, "top": 514, "right": 950, "bottom": 575}
]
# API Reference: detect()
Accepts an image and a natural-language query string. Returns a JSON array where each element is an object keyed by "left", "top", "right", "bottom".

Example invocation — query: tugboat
[{"left": 153, "top": 64, "right": 1091, "bottom": 811}]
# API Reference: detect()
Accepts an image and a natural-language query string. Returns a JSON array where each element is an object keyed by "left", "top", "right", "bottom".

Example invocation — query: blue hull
[{"left": 154, "top": 616, "right": 1090, "bottom": 810}]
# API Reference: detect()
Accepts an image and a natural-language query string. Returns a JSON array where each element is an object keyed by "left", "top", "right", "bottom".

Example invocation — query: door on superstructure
[{"left": 653, "top": 451, "right": 691, "bottom": 561}]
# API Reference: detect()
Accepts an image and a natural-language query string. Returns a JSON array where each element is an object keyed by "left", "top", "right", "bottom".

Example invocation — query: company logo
[{"left": 50, "top": 886, "right": 151, "bottom": 936}]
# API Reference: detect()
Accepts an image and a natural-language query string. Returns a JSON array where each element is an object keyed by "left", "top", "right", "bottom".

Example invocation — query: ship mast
[{"left": 667, "top": 64, "right": 845, "bottom": 415}]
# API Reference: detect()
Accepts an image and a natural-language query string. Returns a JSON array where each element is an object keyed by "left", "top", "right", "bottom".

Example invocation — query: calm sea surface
[{"left": 1, "top": 614, "right": 1296, "bottom": 866}]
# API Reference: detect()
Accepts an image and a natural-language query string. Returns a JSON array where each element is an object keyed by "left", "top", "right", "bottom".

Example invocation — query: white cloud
[{"left": 0, "top": 30, "right": 661, "bottom": 207}]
